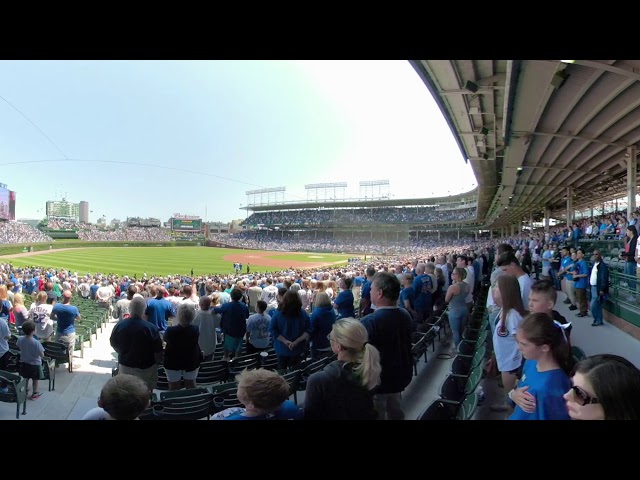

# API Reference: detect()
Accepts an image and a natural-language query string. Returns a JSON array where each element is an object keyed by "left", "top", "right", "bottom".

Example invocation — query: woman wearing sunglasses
[
  {"left": 508, "top": 313, "right": 573, "bottom": 420},
  {"left": 564, "top": 354, "right": 640, "bottom": 420}
]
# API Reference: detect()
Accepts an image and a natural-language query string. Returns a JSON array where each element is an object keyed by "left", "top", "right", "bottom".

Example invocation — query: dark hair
[
  {"left": 199, "top": 295, "right": 212, "bottom": 310},
  {"left": 256, "top": 300, "right": 267, "bottom": 313},
  {"left": 518, "top": 312, "right": 574, "bottom": 375},
  {"left": 342, "top": 276, "right": 354, "bottom": 290},
  {"left": 127, "top": 285, "right": 138, "bottom": 299},
  {"left": 21, "top": 319, "right": 36, "bottom": 335},
  {"left": 280, "top": 290, "right": 303, "bottom": 317},
  {"left": 230, "top": 288, "right": 243, "bottom": 302},
  {"left": 497, "top": 243, "right": 514, "bottom": 255},
  {"left": 530, "top": 279, "right": 557, "bottom": 305},
  {"left": 371, "top": 271, "right": 401, "bottom": 302},
  {"left": 573, "top": 354, "right": 640, "bottom": 420},
  {"left": 497, "top": 252, "right": 520, "bottom": 268}
]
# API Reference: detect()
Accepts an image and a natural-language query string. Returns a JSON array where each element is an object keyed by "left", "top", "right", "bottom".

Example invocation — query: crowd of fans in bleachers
[
  {"left": 44, "top": 219, "right": 172, "bottom": 242},
  {"left": 0, "top": 222, "right": 52, "bottom": 244},
  {"left": 211, "top": 231, "right": 478, "bottom": 255},
  {"left": 78, "top": 227, "right": 171, "bottom": 242},
  {"left": 3, "top": 228, "right": 640, "bottom": 421},
  {"left": 241, "top": 206, "right": 477, "bottom": 227}
]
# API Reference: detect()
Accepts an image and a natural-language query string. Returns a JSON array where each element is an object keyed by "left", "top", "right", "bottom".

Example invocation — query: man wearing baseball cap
[{"left": 52, "top": 290, "right": 81, "bottom": 369}]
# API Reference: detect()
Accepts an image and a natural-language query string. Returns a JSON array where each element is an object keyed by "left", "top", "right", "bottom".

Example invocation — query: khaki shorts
[{"left": 119, "top": 364, "right": 158, "bottom": 391}]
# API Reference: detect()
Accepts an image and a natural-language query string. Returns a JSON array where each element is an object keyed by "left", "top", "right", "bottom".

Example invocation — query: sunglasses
[{"left": 571, "top": 385, "right": 599, "bottom": 406}]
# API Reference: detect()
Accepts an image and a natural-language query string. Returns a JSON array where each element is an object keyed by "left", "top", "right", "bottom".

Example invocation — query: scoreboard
[{"left": 171, "top": 218, "right": 202, "bottom": 232}]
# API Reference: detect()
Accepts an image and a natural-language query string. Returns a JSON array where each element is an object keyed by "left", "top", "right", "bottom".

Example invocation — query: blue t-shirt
[
  {"left": 52, "top": 303, "right": 79, "bottom": 335},
  {"left": 573, "top": 259, "right": 588, "bottom": 289},
  {"left": 145, "top": 297, "right": 175, "bottom": 332},
  {"left": 333, "top": 289, "right": 355, "bottom": 318},
  {"left": 270, "top": 309, "right": 311, "bottom": 357},
  {"left": 398, "top": 286, "right": 414, "bottom": 310},
  {"left": 508, "top": 360, "right": 571, "bottom": 420},
  {"left": 224, "top": 400, "right": 302, "bottom": 420},
  {"left": 561, "top": 257, "right": 573, "bottom": 281}
]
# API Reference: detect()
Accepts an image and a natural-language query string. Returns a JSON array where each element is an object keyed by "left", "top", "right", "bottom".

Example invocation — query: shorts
[
  {"left": 20, "top": 362, "right": 44, "bottom": 380},
  {"left": 118, "top": 364, "right": 158, "bottom": 391},
  {"left": 165, "top": 368, "right": 199, "bottom": 382},
  {"left": 223, "top": 335, "right": 243, "bottom": 353}
]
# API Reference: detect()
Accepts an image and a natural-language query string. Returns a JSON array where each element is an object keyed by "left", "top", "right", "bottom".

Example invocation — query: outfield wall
[{"left": 0, "top": 240, "right": 204, "bottom": 256}]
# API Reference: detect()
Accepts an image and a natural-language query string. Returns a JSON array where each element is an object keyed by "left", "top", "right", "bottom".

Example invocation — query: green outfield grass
[{"left": 7, "top": 247, "right": 353, "bottom": 276}]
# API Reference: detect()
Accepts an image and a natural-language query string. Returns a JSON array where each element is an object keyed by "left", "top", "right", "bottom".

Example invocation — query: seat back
[
  {"left": 281, "top": 369, "right": 302, "bottom": 396},
  {"left": 212, "top": 388, "right": 242, "bottom": 412},
  {"left": 227, "top": 354, "right": 260, "bottom": 377},
  {"left": 196, "top": 360, "right": 229, "bottom": 385},
  {"left": 471, "top": 345, "right": 487, "bottom": 369},
  {"left": 464, "top": 364, "right": 483, "bottom": 395},
  {"left": 160, "top": 387, "right": 209, "bottom": 402},
  {"left": 155, "top": 392, "right": 214, "bottom": 420},
  {"left": 571, "top": 346, "right": 587, "bottom": 363},
  {"left": 43, "top": 341, "right": 69, "bottom": 363},
  {"left": 456, "top": 393, "right": 478, "bottom": 420},
  {"left": 418, "top": 399, "right": 459, "bottom": 420}
]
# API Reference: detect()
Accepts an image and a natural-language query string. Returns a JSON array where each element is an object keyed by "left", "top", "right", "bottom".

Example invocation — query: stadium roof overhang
[
  {"left": 411, "top": 60, "right": 640, "bottom": 229},
  {"left": 241, "top": 189, "right": 478, "bottom": 212}
]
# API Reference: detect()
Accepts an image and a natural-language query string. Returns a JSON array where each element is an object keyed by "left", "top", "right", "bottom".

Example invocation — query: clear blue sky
[{"left": 0, "top": 60, "right": 477, "bottom": 224}]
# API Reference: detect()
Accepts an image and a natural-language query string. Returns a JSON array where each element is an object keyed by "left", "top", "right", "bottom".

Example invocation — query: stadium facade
[{"left": 240, "top": 187, "right": 482, "bottom": 243}]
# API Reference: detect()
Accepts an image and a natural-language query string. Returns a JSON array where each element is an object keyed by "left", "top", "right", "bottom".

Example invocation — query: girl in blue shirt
[{"left": 508, "top": 312, "right": 574, "bottom": 420}]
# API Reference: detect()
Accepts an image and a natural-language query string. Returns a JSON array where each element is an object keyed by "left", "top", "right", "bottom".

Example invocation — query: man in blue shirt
[
  {"left": 572, "top": 249, "right": 589, "bottom": 317},
  {"left": 52, "top": 290, "right": 80, "bottom": 368},
  {"left": 145, "top": 286, "right": 174, "bottom": 335}
]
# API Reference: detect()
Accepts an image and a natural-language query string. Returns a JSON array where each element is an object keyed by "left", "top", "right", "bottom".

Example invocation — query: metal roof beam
[
  {"left": 440, "top": 88, "right": 504, "bottom": 95},
  {"left": 513, "top": 130, "right": 629, "bottom": 148},
  {"left": 574, "top": 60, "right": 640, "bottom": 82}
]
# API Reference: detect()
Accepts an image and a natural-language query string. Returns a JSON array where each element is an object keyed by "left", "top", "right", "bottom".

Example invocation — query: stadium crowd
[
  {"left": 211, "top": 231, "right": 477, "bottom": 255},
  {"left": 0, "top": 222, "right": 52, "bottom": 244},
  {"left": 77, "top": 227, "right": 171, "bottom": 242},
  {"left": 241, "top": 206, "right": 477, "bottom": 227},
  {"left": 2, "top": 224, "right": 639, "bottom": 421}
]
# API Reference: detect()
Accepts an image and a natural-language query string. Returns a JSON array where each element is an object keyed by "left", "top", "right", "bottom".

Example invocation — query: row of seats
[
  {"left": 0, "top": 294, "right": 112, "bottom": 418},
  {"left": 417, "top": 286, "right": 489, "bottom": 420},
  {"left": 136, "top": 354, "right": 338, "bottom": 420}
]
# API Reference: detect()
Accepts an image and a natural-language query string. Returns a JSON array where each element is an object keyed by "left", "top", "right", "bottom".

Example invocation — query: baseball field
[{"left": 3, "top": 246, "right": 357, "bottom": 277}]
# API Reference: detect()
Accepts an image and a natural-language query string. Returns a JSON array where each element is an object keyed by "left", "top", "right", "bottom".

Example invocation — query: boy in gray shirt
[{"left": 17, "top": 320, "right": 45, "bottom": 400}]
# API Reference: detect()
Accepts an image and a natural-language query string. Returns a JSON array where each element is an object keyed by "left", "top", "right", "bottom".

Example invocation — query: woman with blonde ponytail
[{"left": 303, "top": 318, "right": 381, "bottom": 420}]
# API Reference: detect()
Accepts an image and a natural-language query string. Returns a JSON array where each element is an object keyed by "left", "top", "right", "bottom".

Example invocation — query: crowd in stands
[
  {"left": 2, "top": 228, "right": 640, "bottom": 420},
  {"left": 78, "top": 227, "right": 171, "bottom": 242},
  {"left": 571, "top": 209, "right": 638, "bottom": 241},
  {"left": 0, "top": 222, "right": 52, "bottom": 244},
  {"left": 45, "top": 219, "right": 87, "bottom": 230},
  {"left": 211, "top": 231, "right": 478, "bottom": 255},
  {"left": 45, "top": 219, "right": 202, "bottom": 243},
  {"left": 241, "top": 206, "right": 477, "bottom": 227}
]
